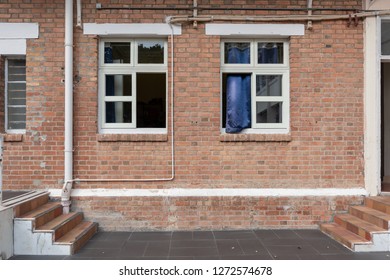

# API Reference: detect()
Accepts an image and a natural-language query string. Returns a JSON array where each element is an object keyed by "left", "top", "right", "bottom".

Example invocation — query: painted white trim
[
  {"left": 0, "top": 39, "right": 26, "bottom": 55},
  {"left": 0, "top": 23, "right": 39, "bottom": 39},
  {"left": 364, "top": 17, "right": 382, "bottom": 196},
  {"left": 48, "top": 188, "right": 367, "bottom": 197},
  {"left": 83, "top": 23, "right": 182, "bottom": 36},
  {"left": 206, "top": 24, "right": 305, "bottom": 37}
]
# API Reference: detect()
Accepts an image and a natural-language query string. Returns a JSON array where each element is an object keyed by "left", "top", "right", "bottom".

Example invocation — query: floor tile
[
  {"left": 74, "top": 248, "right": 120, "bottom": 259},
  {"left": 253, "top": 230, "right": 279, "bottom": 240},
  {"left": 119, "top": 241, "right": 148, "bottom": 257},
  {"left": 171, "top": 239, "right": 216, "bottom": 248},
  {"left": 272, "top": 230, "right": 301, "bottom": 239},
  {"left": 216, "top": 240, "right": 245, "bottom": 256},
  {"left": 170, "top": 247, "right": 219, "bottom": 257},
  {"left": 193, "top": 231, "right": 214, "bottom": 240},
  {"left": 83, "top": 238, "right": 126, "bottom": 249},
  {"left": 11, "top": 255, "right": 66, "bottom": 260},
  {"left": 294, "top": 229, "right": 329, "bottom": 239},
  {"left": 143, "top": 241, "right": 170, "bottom": 257},
  {"left": 213, "top": 230, "right": 257, "bottom": 240},
  {"left": 220, "top": 254, "right": 273, "bottom": 260},
  {"left": 172, "top": 231, "right": 193, "bottom": 240},
  {"left": 261, "top": 238, "right": 309, "bottom": 246},
  {"left": 266, "top": 245, "right": 319, "bottom": 258},
  {"left": 238, "top": 239, "right": 269, "bottom": 255},
  {"left": 130, "top": 232, "right": 172, "bottom": 241}
]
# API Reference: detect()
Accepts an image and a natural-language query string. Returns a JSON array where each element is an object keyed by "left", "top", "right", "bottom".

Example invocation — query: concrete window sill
[
  {"left": 97, "top": 134, "right": 168, "bottom": 142},
  {"left": 1, "top": 134, "right": 24, "bottom": 142},
  {"left": 220, "top": 133, "right": 292, "bottom": 142}
]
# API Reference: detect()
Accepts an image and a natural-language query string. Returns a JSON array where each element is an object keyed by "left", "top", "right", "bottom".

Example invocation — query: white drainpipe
[{"left": 62, "top": 0, "right": 73, "bottom": 214}]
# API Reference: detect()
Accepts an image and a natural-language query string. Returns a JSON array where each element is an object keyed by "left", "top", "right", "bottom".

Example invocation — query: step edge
[
  {"left": 2, "top": 191, "right": 49, "bottom": 207},
  {"left": 16, "top": 202, "right": 62, "bottom": 220},
  {"left": 54, "top": 221, "right": 97, "bottom": 245},
  {"left": 321, "top": 223, "right": 371, "bottom": 244},
  {"left": 335, "top": 214, "right": 386, "bottom": 231},
  {"left": 35, "top": 212, "right": 82, "bottom": 232}
]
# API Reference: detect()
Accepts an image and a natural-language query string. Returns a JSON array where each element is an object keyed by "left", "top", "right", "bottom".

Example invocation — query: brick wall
[{"left": 1, "top": 0, "right": 366, "bottom": 229}]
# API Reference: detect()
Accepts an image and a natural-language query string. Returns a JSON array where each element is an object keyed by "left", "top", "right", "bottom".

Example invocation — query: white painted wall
[{"left": 0, "top": 208, "right": 14, "bottom": 260}]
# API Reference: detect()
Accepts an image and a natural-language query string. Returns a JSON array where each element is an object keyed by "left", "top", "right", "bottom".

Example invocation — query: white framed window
[
  {"left": 5, "top": 56, "right": 26, "bottom": 133},
  {"left": 221, "top": 39, "right": 290, "bottom": 134},
  {"left": 98, "top": 38, "right": 168, "bottom": 134}
]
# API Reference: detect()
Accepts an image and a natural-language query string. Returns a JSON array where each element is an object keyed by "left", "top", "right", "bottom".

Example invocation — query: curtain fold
[
  {"left": 225, "top": 43, "right": 251, "bottom": 133},
  {"left": 259, "top": 43, "right": 278, "bottom": 64}
]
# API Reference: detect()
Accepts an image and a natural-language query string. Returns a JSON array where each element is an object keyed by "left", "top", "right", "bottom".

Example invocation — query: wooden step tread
[
  {"left": 36, "top": 212, "right": 81, "bottom": 231},
  {"left": 350, "top": 206, "right": 390, "bottom": 229},
  {"left": 55, "top": 221, "right": 96, "bottom": 245},
  {"left": 321, "top": 223, "right": 371, "bottom": 249},
  {"left": 367, "top": 196, "right": 390, "bottom": 204},
  {"left": 18, "top": 202, "right": 61, "bottom": 219},
  {"left": 336, "top": 214, "right": 387, "bottom": 233}
]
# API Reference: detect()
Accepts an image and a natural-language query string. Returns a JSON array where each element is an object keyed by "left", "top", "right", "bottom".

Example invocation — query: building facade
[{"left": 1, "top": 0, "right": 382, "bottom": 231}]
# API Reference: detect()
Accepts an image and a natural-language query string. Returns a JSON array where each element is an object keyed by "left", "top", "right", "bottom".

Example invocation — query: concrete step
[
  {"left": 334, "top": 213, "right": 387, "bottom": 240},
  {"left": 55, "top": 221, "right": 98, "bottom": 254},
  {"left": 36, "top": 212, "right": 84, "bottom": 241},
  {"left": 350, "top": 205, "right": 390, "bottom": 230},
  {"left": 320, "top": 223, "right": 371, "bottom": 250}
]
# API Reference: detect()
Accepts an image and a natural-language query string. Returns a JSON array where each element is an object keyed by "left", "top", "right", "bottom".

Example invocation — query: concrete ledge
[
  {"left": 1, "top": 134, "right": 24, "bottom": 142},
  {"left": 97, "top": 134, "right": 168, "bottom": 142}
]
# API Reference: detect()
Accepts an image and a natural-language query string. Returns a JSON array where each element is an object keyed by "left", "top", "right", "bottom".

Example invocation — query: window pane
[
  {"left": 258, "top": 43, "right": 283, "bottom": 64},
  {"left": 7, "top": 106, "right": 26, "bottom": 129},
  {"left": 382, "top": 21, "right": 390, "bottom": 55},
  {"left": 256, "top": 102, "right": 282, "bottom": 123},
  {"left": 256, "top": 75, "right": 282, "bottom": 96},
  {"left": 224, "top": 42, "right": 250, "bottom": 64},
  {"left": 138, "top": 41, "right": 164, "bottom": 64},
  {"left": 105, "top": 102, "right": 132, "bottom": 123},
  {"left": 136, "top": 73, "right": 166, "bottom": 128},
  {"left": 104, "top": 42, "right": 130, "bottom": 63},
  {"left": 105, "top": 75, "right": 132, "bottom": 96}
]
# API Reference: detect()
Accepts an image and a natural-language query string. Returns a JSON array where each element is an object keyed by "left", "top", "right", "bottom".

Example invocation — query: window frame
[
  {"left": 5, "top": 56, "right": 27, "bottom": 134},
  {"left": 98, "top": 38, "right": 168, "bottom": 134},
  {"left": 220, "top": 39, "right": 290, "bottom": 134}
]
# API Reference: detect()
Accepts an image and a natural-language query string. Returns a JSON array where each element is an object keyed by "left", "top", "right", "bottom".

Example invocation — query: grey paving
[{"left": 9, "top": 229, "right": 390, "bottom": 260}]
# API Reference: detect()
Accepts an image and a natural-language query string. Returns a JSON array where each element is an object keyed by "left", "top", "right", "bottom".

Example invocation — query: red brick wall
[{"left": 1, "top": 0, "right": 365, "bottom": 229}]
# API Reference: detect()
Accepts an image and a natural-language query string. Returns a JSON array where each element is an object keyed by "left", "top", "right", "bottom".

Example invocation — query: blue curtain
[
  {"left": 259, "top": 43, "right": 278, "bottom": 64},
  {"left": 104, "top": 47, "right": 116, "bottom": 123},
  {"left": 225, "top": 44, "right": 251, "bottom": 133}
]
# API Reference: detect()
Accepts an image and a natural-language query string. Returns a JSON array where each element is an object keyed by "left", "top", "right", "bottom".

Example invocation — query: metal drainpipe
[{"left": 63, "top": 0, "right": 73, "bottom": 214}]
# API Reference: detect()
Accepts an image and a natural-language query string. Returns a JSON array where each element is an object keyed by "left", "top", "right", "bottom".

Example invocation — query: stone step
[
  {"left": 320, "top": 223, "right": 371, "bottom": 250},
  {"left": 36, "top": 212, "right": 84, "bottom": 241},
  {"left": 350, "top": 205, "right": 390, "bottom": 230},
  {"left": 334, "top": 213, "right": 387, "bottom": 240}
]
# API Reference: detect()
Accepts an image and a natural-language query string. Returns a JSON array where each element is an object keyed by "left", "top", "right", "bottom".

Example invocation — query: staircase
[
  {"left": 321, "top": 196, "right": 390, "bottom": 252},
  {"left": 12, "top": 191, "right": 97, "bottom": 255}
]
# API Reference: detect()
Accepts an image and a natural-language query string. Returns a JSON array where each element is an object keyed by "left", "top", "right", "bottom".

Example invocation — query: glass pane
[
  {"left": 104, "top": 42, "right": 130, "bottom": 63},
  {"left": 224, "top": 42, "right": 250, "bottom": 64},
  {"left": 105, "top": 102, "right": 132, "bottom": 123},
  {"left": 256, "top": 102, "right": 282, "bottom": 123},
  {"left": 7, "top": 83, "right": 26, "bottom": 91},
  {"left": 138, "top": 41, "right": 164, "bottom": 64},
  {"left": 256, "top": 75, "right": 282, "bottom": 96},
  {"left": 105, "top": 75, "right": 131, "bottom": 96},
  {"left": 136, "top": 73, "right": 166, "bottom": 128},
  {"left": 382, "top": 21, "right": 390, "bottom": 55},
  {"left": 8, "top": 59, "right": 25, "bottom": 67},
  {"left": 258, "top": 43, "right": 283, "bottom": 64},
  {"left": 7, "top": 93, "right": 26, "bottom": 106},
  {"left": 7, "top": 106, "right": 26, "bottom": 129}
]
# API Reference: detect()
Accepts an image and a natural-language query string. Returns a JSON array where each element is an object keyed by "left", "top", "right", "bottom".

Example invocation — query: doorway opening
[{"left": 381, "top": 62, "right": 390, "bottom": 192}]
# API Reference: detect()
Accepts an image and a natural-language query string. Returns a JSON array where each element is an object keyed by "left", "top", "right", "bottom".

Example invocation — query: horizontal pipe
[
  {"left": 96, "top": 5, "right": 363, "bottom": 12},
  {"left": 168, "top": 10, "right": 390, "bottom": 24}
]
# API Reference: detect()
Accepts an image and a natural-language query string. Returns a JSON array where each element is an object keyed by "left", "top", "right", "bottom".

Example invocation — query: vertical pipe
[
  {"left": 307, "top": 0, "right": 313, "bottom": 29},
  {"left": 76, "top": 0, "right": 82, "bottom": 28},
  {"left": 63, "top": 0, "right": 73, "bottom": 213}
]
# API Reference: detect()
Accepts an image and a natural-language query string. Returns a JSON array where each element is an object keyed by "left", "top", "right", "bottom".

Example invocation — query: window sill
[
  {"left": 220, "top": 133, "right": 291, "bottom": 142},
  {"left": 97, "top": 134, "right": 168, "bottom": 142},
  {"left": 1, "top": 134, "right": 24, "bottom": 142}
]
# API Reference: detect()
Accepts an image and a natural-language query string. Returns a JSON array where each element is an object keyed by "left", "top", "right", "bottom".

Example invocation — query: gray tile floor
[{"left": 10, "top": 230, "right": 390, "bottom": 260}]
